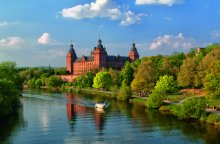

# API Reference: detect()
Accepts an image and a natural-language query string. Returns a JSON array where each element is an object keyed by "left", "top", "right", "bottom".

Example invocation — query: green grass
[
  {"left": 167, "top": 93, "right": 195, "bottom": 102},
  {"left": 207, "top": 99, "right": 220, "bottom": 107},
  {"left": 129, "top": 97, "right": 147, "bottom": 104}
]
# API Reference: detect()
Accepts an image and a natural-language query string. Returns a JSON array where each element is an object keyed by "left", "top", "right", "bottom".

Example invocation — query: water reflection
[
  {"left": 1, "top": 90, "right": 220, "bottom": 143},
  {"left": 66, "top": 93, "right": 106, "bottom": 134},
  {"left": 0, "top": 106, "right": 25, "bottom": 144}
]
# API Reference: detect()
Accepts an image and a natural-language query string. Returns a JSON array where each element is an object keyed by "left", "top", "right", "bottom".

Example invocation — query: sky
[{"left": 0, "top": 0, "right": 220, "bottom": 67}]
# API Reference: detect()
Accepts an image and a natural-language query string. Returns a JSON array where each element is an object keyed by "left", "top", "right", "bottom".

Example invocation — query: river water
[{"left": 1, "top": 90, "right": 220, "bottom": 144}]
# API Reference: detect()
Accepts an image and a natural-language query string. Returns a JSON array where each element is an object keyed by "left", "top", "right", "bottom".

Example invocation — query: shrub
[
  {"left": 173, "top": 98, "right": 206, "bottom": 119},
  {"left": 146, "top": 90, "right": 165, "bottom": 108},
  {"left": 117, "top": 86, "right": 132, "bottom": 101},
  {"left": 206, "top": 114, "right": 220, "bottom": 125}
]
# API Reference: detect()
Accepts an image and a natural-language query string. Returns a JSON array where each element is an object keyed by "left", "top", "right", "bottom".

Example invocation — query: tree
[
  {"left": 146, "top": 89, "right": 164, "bottom": 108},
  {"left": 121, "top": 62, "right": 134, "bottom": 86},
  {"left": 177, "top": 57, "right": 199, "bottom": 88},
  {"left": 172, "top": 98, "right": 206, "bottom": 119},
  {"left": 131, "top": 60, "right": 157, "bottom": 96},
  {"left": 109, "top": 68, "right": 121, "bottom": 87},
  {"left": 155, "top": 75, "right": 177, "bottom": 98},
  {"left": 93, "top": 72, "right": 112, "bottom": 90},
  {"left": 204, "top": 60, "right": 220, "bottom": 98},
  {"left": 48, "top": 76, "right": 64, "bottom": 88},
  {"left": 0, "top": 61, "right": 21, "bottom": 118},
  {"left": 197, "top": 47, "right": 220, "bottom": 87},
  {"left": 117, "top": 81, "right": 132, "bottom": 101},
  {"left": 35, "top": 79, "right": 43, "bottom": 88}
]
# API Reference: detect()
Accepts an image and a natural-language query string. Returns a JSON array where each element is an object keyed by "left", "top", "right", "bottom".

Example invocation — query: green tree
[
  {"left": 197, "top": 47, "right": 220, "bottom": 87},
  {"left": 177, "top": 57, "right": 199, "bottom": 88},
  {"left": 117, "top": 81, "right": 132, "bottom": 101},
  {"left": 48, "top": 76, "right": 64, "bottom": 88},
  {"left": 109, "top": 68, "right": 121, "bottom": 87},
  {"left": 35, "top": 79, "right": 43, "bottom": 88},
  {"left": 171, "top": 98, "right": 206, "bottom": 119},
  {"left": 93, "top": 72, "right": 112, "bottom": 90},
  {"left": 121, "top": 62, "right": 134, "bottom": 86},
  {"left": 0, "top": 61, "right": 22, "bottom": 118},
  {"left": 155, "top": 75, "right": 177, "bottom": 97},
  {"left": 204, "top": 60, "right": 220, "bottom": 98},
  {"left": 131, "top": 60, "right": 157, "bottom": 96},
  {"left": 146, "top": 89, "right": 164, "bottom": 108}
]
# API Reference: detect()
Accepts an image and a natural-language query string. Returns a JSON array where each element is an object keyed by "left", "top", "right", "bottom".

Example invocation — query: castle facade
[{"left": 64, "top": 39, "right": 139, "bottom": 80}]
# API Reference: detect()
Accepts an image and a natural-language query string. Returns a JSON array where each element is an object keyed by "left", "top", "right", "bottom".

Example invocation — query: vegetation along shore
[{"left": 1, "top": 43, "right": 220, "bottom": 128}]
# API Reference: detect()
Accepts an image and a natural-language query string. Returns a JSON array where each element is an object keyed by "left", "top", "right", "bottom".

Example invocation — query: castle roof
[
  {"left": 130, "top": 43, "right": 137, "bottom": 51},
  {"left": 68, "top": 44, "right": 77, "bottom": 57},
  {"left": 107, "top": 56, "right": 130, "bottom": 62},
  {"left": 75, "top": 55, "right": 94, "bottom": 62},
  {"left": 96, "top": 39, "right": 104, "bottom": 49}
]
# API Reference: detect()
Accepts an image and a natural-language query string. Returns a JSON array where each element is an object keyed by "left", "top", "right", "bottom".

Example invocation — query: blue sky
[{"left": 0, "top": 0, "right": 220, "bottom": 67}]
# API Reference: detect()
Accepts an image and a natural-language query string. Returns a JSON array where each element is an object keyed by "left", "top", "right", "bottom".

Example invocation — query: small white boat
[{"left": 95, "top": 100, "right": 108, "bottom": 109}]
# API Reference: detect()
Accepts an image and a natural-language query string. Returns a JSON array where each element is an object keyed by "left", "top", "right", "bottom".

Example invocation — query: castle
[{"left": 62, "top": 39, "right": 139, "bottom": 81}]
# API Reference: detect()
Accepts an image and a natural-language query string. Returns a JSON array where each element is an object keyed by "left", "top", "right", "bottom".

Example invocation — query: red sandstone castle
[{"left": 66, "top": 39, "right": 139, "bottom": 76}]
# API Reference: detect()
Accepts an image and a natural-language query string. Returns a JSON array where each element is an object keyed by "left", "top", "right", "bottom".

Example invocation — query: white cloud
[
  {"left": 135, "top": 0, "right": 184, "bottom": 6},
  {"left": 0, "top": 21, "right": 18, "bottom": 27},
  {"left": 120, "top": 11, "right": 146, "bottom": 26},
  {"left": 149, "top": 33, "right": 196, "bottom": 50},
  {"left": 61, "top": 0, "right": 146, "bottom": 26},
  {"left": 38, "top": 33, "right": 51, "bottom": 44},
  {"left": 211, "top": 30, "right": 220, "bottom": 39},
  {"left": 0, "top": 21, "right": 8, "bottom": 27},
  {"left": 0, "top": 37, "right": 24, "bottom": 48}
]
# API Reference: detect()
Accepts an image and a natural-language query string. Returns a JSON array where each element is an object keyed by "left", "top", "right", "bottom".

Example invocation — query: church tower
[
  {"left": 93, "top": 39, "right": 107, "bottom": 68},
  {"left": 66, "top": 43, "right": 77, "bottom": 74},
  {"left": 129, "top": 43, "right": 139, "bottom": 61}
]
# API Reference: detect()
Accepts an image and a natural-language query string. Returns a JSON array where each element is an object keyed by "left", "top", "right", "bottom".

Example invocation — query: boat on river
[{"left": 95, "top": 100, "right": 108, "bottom": 109}]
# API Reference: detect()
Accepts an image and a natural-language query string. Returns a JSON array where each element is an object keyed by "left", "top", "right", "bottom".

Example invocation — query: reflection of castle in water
[{"left": 66, "top": 93, "right": 105, "bottom": 132}]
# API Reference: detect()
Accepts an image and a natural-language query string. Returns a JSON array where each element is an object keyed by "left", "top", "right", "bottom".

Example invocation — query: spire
[
  {"left": 96, "top": 39, "right": 104, "bottom": 49},
  {"left": 131, "top": 42, "right": 137, "bottom": 51}
]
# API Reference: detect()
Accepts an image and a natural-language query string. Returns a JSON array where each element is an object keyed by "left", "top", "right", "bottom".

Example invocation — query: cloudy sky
[{"left": 0, "top": 0, "right": 220, "bottom": 67}]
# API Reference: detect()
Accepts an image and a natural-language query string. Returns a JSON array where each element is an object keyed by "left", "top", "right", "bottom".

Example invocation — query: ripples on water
[{"left": 1, "top": 89, "right": 220, "bottom": 144}]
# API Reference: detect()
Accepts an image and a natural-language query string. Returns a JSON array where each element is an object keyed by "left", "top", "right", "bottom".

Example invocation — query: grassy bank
[{"left": 73, "top": 88, "right": 118, "bottom": 99}]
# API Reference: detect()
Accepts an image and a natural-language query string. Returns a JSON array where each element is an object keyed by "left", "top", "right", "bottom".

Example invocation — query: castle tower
[
  {"left": 66, "top": 43, "right": 77, "bottom": 74},
  {"left": 129, "top": 43, "right": 139, "bottom": 61},
  {"left": 93, "top": 39, "right": 107, "bottom": 68}
]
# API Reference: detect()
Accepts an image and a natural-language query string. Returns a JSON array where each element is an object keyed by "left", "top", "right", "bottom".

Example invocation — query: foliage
[
  {"left": 0, "top": 61, "right": 22, "bottom": 118},
  {"left": 93, "top": 72, "right": 113, "bottom": 90},
  {"left": 155, "top": 75, "right": 177, "bottom": 96},
  {"left": 204, "top": 60, "right": 220, "bottom": 98},
  {"left": 177, "top": 57, "right": 200, "bottom": 88},
  {"left": 117, "top": 82, "right": 132, "bottom": 101},
  {"left": 48, "top": 76, "right": 64, "bottom": 88},
  {"left": 0, "top": 79, "right": 20, "bottom": 117},
  {"left": 35, "top": 79, "right": 43, "bottom": 88},
  {"left": 206, "top": 114, "right": 220, "bottom": 125},
  {"left": 54, "top": 67, "right": 66, "bottom": 75},
  {"left": 121, "top": 62, "right": 134, "bottom": 86},
  {"left": 131, "top": 60, "right": 157, "bottom": 95},
  {"left": 72, "top": 72, "right": 95, "bottom": 88},
  {"left": 109, "top": 68, "right": 121, "bottom": 87},
  {"left": 197, "top": 47, "right": 220, "bottom": 87},
  {"left": 170, "top": 98, "right": 206, "bottom": 119},
  {"left": 146, "top": 89, "right": 165, "bottom": 108}
]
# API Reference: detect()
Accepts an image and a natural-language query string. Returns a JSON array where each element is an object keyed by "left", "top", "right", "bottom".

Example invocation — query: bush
[
  {"left": 172, "top": 98, "right": 206, "bottom": 119},
  {"left": 146, "top": 90, "right": 165, "bottom": 108},
  {"left": 117, "top": 86, "right": 132, "bottom": 101},
  {"left": 206, "top": 114, "right": 220, "bottom": 125}
]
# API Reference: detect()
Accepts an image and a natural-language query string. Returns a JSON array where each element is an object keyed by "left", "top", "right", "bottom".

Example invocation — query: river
[{"left": 0, "top": 89, "right": 220, "bottom": 144}]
